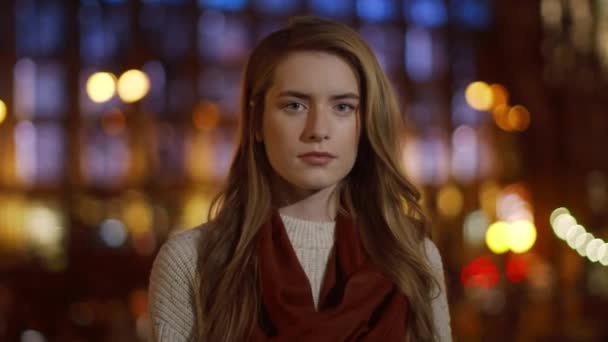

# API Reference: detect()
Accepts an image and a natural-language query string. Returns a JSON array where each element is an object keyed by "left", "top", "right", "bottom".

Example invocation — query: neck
[{"left": 274, "top": 184, "right": 339, "bottom": 223}]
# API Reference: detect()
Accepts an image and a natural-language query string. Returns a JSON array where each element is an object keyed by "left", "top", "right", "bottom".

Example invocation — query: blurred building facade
[{"left": 0, "top": 0, "right": 607, "bottom": 341}]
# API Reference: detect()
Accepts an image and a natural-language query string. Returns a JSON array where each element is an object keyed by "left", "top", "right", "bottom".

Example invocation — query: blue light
[
  {"left": 404, "top": 27, "right": 433, "bottom": 82},
  {"left": 453, "top": 0, "right": 492, "bottom": 30},
  {"left": 99, "top": 0, "right": 127, "bottom": 4},
  {"left": 406, "top": 0, "right": 447, "bottom": 28},
  {"left": 16, "top": 2, "right": 66, "bottom": 57},
  {"left": 309, "top": 0, "right": 352, "bottom": 17},
  {"left": 254, "top": 0, "right": 300, "bottom": 14},
  {"left": 143, "top": 0, "right": 189, "bottom": 4},
  {"left": 198, "top": 0, "right": 248, "bottom": 11},
  {"left": 356, "top": 0, "right": 397, "bottom": 22}
]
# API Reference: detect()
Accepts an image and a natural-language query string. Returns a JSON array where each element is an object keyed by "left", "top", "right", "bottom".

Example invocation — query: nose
[{"left": 302, "top": 104, "right": 330, "bottom": 142}]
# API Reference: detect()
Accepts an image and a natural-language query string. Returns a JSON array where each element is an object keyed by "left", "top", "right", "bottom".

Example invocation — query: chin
[{"left": 293, "top": 178, "right": 340, "bottom": 191}]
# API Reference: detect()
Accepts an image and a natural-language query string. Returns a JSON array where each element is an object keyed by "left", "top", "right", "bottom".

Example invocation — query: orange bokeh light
[
  {"left": 193, "top": 101, "right": 220, "bottom": 131},
  {"left": 508, "top": 105, "right": 531, "bottom": 131},
  {"left": 492, "top": 104, "right": 512, "bottom": 131},
  {"left": 490, "top": 84, "right": 509, "bottom": 109}
]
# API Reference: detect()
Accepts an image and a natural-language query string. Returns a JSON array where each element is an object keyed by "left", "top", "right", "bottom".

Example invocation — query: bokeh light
[
  {"left": 486, "top": 221, "right": 510, "bottom": 254},
  {"left": 479, "top": 180, "right": 501, "bottom": 218},
  {"left": 122, "top": 193, "right": 153, "bottom": 237},
  {"left": 586, "top": 238, "right": 604, "bottom": 262},
  {"left": 575, "top": 232, "right": 594, "bottom": 257},
  {"left": 129, "top": 288, "right": 148, "bottom": 318},
  {"left": 100, "top": 218, "right": 128, "bottom": 248},
  {"left": 437, "top": 183, "right": 464, "bottom": 218},
  {"left": 552, "top": 213, "right": 577, "bottom": 240},
  {"left": 21, "top": 329, "right": 46, "bottom": 342},
  {"left": 490, "top": 83, "right": 509, "bottom": 108},
  {"left": 506, "top": 254, "right": 529, "bottom": 282},
  {"left": 465, "top": 81, "right": 493, "bottom": 111},
  {"left": 193, "top": 100, "right": 221, "bottom": 131},
  {"left": 86, "top": 72, "right": 116, "bottom": 103},
  {"left": 461, "top": 256, "right": 500, "bottom": 288},
  {"left": 0, "top": 99, "right": 7, "bottom": 124},
  {"left": 180, "top": 192, "right": 212, "bottom": 229},
  {"left": 0, "top": 195, "right": 28, "bottom": 254},
  {"left": 463, "top": 210, "right": 490, "bottom": 248},
  {"left": 551, "top": 207, "right": 608, "bottom": 266},
  {"left": 25, "top": 205, "right": 64, "bottom": 249},
  {"left": 508, "top": 105, "right": 531, "bottom": 131},
  {"left": 565, "top": 224, "right": 585, "bottom": 248},
  {"left": 492, "top": 104, "right": 512, "bottom": 131},
  {"left": 550, "top": 207, "right": 570, "bottom": 226},
  {"left": 117, "top": 69, "right": 150, "bottom": 103},
  {"left": 508, "top": 220, "right": 537, "bottom": 253}
]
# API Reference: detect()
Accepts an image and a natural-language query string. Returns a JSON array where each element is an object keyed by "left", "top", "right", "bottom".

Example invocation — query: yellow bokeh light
[
  {"left": 117, "top": 69, "right": 150, "bottom": 103},
  {"left": 490, "top": 84, "right": 509, "bottom": 109},
  {"left": 123, "top": 200, "right": 153, "bottom": 237},
  {"left": 486, "top": 221, "right": 510, "bottom": 254},
  {"left": 508, "top": 105, "right": 531, "bottom": 132},
  {"left": 25, "top": 205, "right": 65, "bottom": 254},
  {"left": 0, "top": 194, "right": 28, "bottom": 254},
  {"left": 465, "top": 81, "right": 493, "bottom": 111},
  {"left": 0, "top": 100, "right": 7, "bottom": 124},
  {"left": 181, "top": 192, "right": 212, "bottom": 229},
  {"left": 437, "top": 184, "right": 464, "bottom": 218},
  {"left": 508, "top": 220, "right": 537, "bottom": 253},
  {"left": 479, "top": 180, "right": 501, "bottom": 218},
  {"left": 86, "top": 72, "right": 116, "bottom": 103}
]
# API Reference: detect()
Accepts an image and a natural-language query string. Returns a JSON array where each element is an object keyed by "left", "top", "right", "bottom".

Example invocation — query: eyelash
[
  {"left": 284, "top": 103, "right": 306, "bottom": 111},
  {"left": 282, "top": 102, "right": 356, "bottom": 114},
  {"left": 335, "top": 103, "right": 355, "bottom": 112}
]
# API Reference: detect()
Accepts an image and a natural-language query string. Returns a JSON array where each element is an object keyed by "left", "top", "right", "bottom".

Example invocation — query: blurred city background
[{"left": 0, "top": 0, "right": 607, "bottom": 341}]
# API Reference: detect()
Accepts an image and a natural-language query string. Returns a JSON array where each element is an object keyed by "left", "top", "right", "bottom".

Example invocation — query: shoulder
[
  {"left": 422, "top": 237, "right": 444, "bottom": 270},
  {"left": 159, "top": 226, "right": 205, "bottom": 260},
  {"left": 151, "top": 224, "right": 208, "bottom": 284},
  {"left": 422, "top": 238, "right": 453, "bottom": 341},
  {"left": 148, "top": 224, "right": 208, "bottom": 341}
]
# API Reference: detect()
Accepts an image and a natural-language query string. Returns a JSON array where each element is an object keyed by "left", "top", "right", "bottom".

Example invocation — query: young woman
[{"left": 149, "top": 16, "right": 451, "bottom": 341}]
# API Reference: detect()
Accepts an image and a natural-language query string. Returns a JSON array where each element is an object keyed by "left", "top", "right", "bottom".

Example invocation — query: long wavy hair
[{"left": 197, "top": 16, "right": 439, "bottom": 341}]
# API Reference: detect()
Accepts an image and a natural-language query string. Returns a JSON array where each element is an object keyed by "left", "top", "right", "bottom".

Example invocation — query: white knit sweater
[{"left": 148, "top": 214, "right": 452, "bottom": 341}]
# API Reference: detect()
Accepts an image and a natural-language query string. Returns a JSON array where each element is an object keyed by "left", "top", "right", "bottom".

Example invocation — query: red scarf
[{"left": 252, "top": 207, "right": 408, "bottom": 341}]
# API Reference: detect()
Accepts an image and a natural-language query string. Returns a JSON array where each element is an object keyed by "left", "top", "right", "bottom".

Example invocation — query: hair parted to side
[{"left": 197, "top": 16, "right": 440, "bottom": 341}]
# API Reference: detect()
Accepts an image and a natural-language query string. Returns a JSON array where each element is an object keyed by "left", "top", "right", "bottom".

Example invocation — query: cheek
[
  {"left": 263, "top": 116, "right": 297, "bottom": 160},
  {"left": 263, "top": 110, "right": 291, "bottom": 139},
  {"left": 347, "top": 119, "right": 361, "bottom": 150}
]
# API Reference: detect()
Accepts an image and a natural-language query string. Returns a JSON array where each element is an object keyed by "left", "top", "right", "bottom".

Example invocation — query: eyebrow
[{"left": 277, "top": 90, "right": 360, "bottom": 101}]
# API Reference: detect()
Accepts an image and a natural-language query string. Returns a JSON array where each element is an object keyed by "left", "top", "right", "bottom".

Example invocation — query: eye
[
  {"left": 334, "top": 103, "right": 356, "bottom": 114},
  {"left": 283, "top": 102, "right": 306, "bottom": 112}
]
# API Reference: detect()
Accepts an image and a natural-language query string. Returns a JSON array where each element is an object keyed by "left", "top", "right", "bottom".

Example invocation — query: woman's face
[{"left": 261, "top": 51, "right": 361, "bottom": 197}]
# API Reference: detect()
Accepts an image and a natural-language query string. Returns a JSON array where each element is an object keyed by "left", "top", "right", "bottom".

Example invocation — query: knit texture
[{"left": 148, "top": 214, "right": 452, "bottom": 341}]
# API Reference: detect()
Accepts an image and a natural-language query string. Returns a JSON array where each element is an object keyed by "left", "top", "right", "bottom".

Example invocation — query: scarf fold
[{"left": 251, "top": 207, "right": 408, "bottom": 341}]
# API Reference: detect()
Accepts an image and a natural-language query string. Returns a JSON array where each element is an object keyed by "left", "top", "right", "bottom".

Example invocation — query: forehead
[{"left": 269, "top": 51, "right": 360, "bottom": 96}]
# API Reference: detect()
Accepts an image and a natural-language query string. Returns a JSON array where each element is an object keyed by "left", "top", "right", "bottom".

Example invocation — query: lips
[
  {"left": 297, "top": 152, "right": 336, "bottom": 158},
  {"left": 298, "top": 152, "right": 335, "bottom": 166}
]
